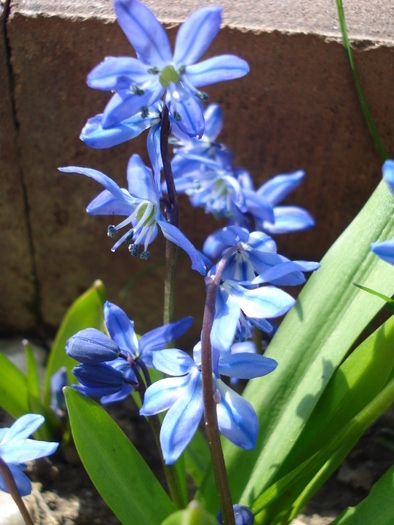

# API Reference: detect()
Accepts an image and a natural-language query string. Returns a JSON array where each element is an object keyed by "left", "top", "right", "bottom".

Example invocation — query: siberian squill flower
[
  {"left": 203, "top": 226, "right": 319, "bottom": 351},
  {"left": 67, "top": 301, "right": 193, "bottom": 403},
  {"left": 371, "top": 160, "right": 394, "bottom": 264},
  {"left": 59, "top": 155, "right": 207, "bottom": 274},
  {"left": 0, "top": 414, "right": 58, "bottom": 496},
  {"left": 140, "top": 342, "right": 277, "bottom": 464},
  {"left": 217, "top": 505, "right": 255, "bottom": 525},
  {"left": 232, "top": 169, "right": 315, "bottom": 235},
  {"left": 87, "top": 0, "right": 249, "bottom": 138},
  {"left": 50, "top": 367, "right": 69, "bottom": 417}
]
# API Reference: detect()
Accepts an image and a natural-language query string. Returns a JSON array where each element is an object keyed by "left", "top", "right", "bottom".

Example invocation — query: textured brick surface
[
  {"left": 0, "top": 0, "right": 36, "bottom": 335},
  {"left": 2, "top": 0, "right": 394, "bottom": 344}
]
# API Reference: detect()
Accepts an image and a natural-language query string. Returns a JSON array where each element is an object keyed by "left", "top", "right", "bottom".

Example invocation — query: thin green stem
[
  {"left": 0, "top": 457, "right": 34, "bottom": 525},
  {"left": 201, "top": 246, "right": 242, "bottom": 525},
  {"left": 335, "top": 0, "right": 387, "bottom": 161},
  {"left": 129, "top": 359, "right": 186, "bottom": 509},
  {"left": 161, "top": 104, "right": 179, "bottom": 326}
]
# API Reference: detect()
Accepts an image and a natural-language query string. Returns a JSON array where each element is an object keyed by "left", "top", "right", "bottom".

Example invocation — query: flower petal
[
  {"left": 1, "top": 439, "right": 58, "bottom": 464},
  {"left": 160, "top": 370, "right": 203, "bottom": 464},
  {"left": 126, "top": 154, "right": 159, "bottom": 203},
  {"left": 86, "top": 189, "right": 133, "bottom": 216},
  {"left": 203, "top": 103, "right": 223, "bottom": 141},
  {"left": 185, "top": 55, "right": 249, "bottom": 88},
  {"left": 262, "top": 206, "right": 315, "bottom": 235},
  {"left": 258, "top": 170, "right": 305, "bottom": 206},
  {"left": 140, "top": 375, "right": 191, "bottom": 415},
  {"left": 152, "top": 349, "right": 196, "bottom": 376},
  {"left": 104, "top": 301, "right": 138, "bottom": 356},
  {"left": 114, "top": 0, "right": 172, "bottom": 65},
  {"left": 243, "top": 190, "right": 274, "bottom": 223},
  {"left": 58, "top": 166, "right": 129, "bottom": 204},
  {"left": 0, "top": 464, "right": 32, "bottom": 496},
  {"left": 158, "top": 220, "right": 207, "bottom": 274},
  {"left": 80, "top": 112, "right": 153, "bottom": 149},
  {"left": 102, "top": 88, "right": 163, "bottom": 129},
  {"left": 87, "top": 57, "right": 152, "bottom": 91},
  {"left": 139, "top": 317, "right": 193, "bottom": 354},
  {"left": 167, "top": 84, "right": 205, "bottom": 138},
  {"left": 173, "top": 7, "right": 222, "bottom": 65},
  {"left": 383, "top": 159, "right": 394, "bottom": 196},
  {"left": 218, "top": 353, "right": 278, "bottom": 379},
  {"left": 101, "top": 383, "right": 133, "bottom": 405},
  {"left": 371, "top": 240, "right": 394, "bottom": 265},
  {"left": 216, "top": 379, "right": 258, "bottom": 449},
  {"left": 211, "top": 288, "right": 241, "bottom": 352},
  {"left": 2, "top": 414, "right": 44, "bottom": 444}
]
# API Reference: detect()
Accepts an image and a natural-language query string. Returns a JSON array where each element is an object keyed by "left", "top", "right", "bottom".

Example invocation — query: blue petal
[
  {"left": 140, "top": 375, "right": 191, "bottom": 415},
  {"left": 126, "top": 154, "right": 159, "bottom": 203},
  {"left": 371, "top": 240, "right": 394, "bottom": 265},
  {"left": 160, "top": 369, "right": 203, "bottom": 464},
  {"left": 66, "top": 328, "right": 120, "bottom": 363},
  {"left": 104, "top": 301, "right": 138, "bottom": 356},
  {"left": 224, "top": 281, "right": 296, "bottom": 319},
  {"left": 86, "top": 189, "right": 133, "bottom": 216},
  {"left": 101, "top": 383, "right": 133, "bottom": 405},
  {"left": 139, "top": 317, "right": 193, "bottom": 354},
  {"left": 2, "top": 414, "right": 44, "bottom": 443},
  {"left": 147, "top": 123, "right": 163, "bottom": 188},
  {"left": 87, "top": 57, "right": 152, "bottom": 91},
  {"left": 250, "top": 260, "right": 319, "bottom": 286},
  {"left": 114, "top": 0, "right": 172, "bottom": 66},
  {"left": 203, "top": 103, "right": 223, "bottom": 141},
  {"left": 211, "top": 288, "right": 241, "bottom": 352},
  {"left": 173, "top": 7, "right": 222, "bottom": 65},
  {"left": 152, "top": 349, "right": 196, "bottom": 376},
  {"left": 102, "top": 88, "right": 163, "bottom": 129},
  {"left": 1, "top": 439, "right": 58, "bottom": 464},
  {"left": 80, "top": 112, "right": 153, "bottom": 149},
  {"left": 158, "top": 220, "right": 207, "bottom": 274},
  {"left": 262, "top": 206, "right": 315, "bottom": 235},
  {"left": 167, "top": 85, "right": 205, "bottom": 138},
  {"left": 216, "top": 379, "right": 258, "bottom": 449},
  {"left": 185, "top": 55, "right": 249, "bottom": 88},
  {"left": 218, "top": 353, "right": 278, "bottom": 379},
  {"left": 383, "top": 160, "right": 394, "bottom": 196},
  {"left": 58, "top": 166, "right": 130, "bottom": 204},
  {"left": 243, "top": 190, "right": 275, "bottom": 223},
  {"left": 0, "top": 465, "right": 32, "bottom": 496},
  {"left": 258, "top": 170, "right": 305, "bottom": 206}
]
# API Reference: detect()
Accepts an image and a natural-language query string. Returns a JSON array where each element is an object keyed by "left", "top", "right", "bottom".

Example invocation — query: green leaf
[
  {"left": 0, "top": 353, "right": 28, "bottom": 419},
  {"left": 251, "top": 313, "right": 394, "bottom": 522},
  {"left": 353, "top": 282, "right": 394, "bottom": 312},
  {"left": 331, "top": 465, "right": 394, "bottom": 525},
  {"left": 199, "top": 179, "right": 394, "bottom": 512},
  {"left": 161, "top": 501, "right": 217, "bottom": 525},
  {"left": 64, "top": 387, "right": 176, "bottom": 525},
  {"left": 43, "top": 280, "right": 106, "bottom": 407}
]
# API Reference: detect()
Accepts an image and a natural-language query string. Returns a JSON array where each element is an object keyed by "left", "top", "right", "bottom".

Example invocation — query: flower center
[{"left": 159, "top": 65, "right": 180, "bottom": 88}]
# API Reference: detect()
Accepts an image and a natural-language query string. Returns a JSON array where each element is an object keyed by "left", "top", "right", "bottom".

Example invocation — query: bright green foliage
[
  {"left": 0, "top": 352, "right": 29, "bottom": 419},
  {"left": 65, "top": 387, "right": 176, "bottom": 525},
  {"left": 331, "top": 464, "right": 394, "bottom": 525}
]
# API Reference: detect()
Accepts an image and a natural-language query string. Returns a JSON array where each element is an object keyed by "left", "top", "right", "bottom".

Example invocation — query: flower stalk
[
  {"left": 201, "top": 246, "right": 242, "bottom": 525},
  {"left": 0, "top": 457, "right": 34, "bottom": 525}
]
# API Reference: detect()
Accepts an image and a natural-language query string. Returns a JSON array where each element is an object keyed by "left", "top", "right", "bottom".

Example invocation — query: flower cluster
[{"left": 67, "top": 301, "right": 193, "bottom": 404}]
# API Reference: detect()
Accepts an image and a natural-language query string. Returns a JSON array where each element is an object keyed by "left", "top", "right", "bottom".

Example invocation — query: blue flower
[
  {"left": 87, "top": 0, "right": 249, "bottom": 137},
  {"left": 383, "top": 159, "right": 394, "bottom": 196},
  {"left": 234, "top": 169, "right": 315, "bottom": 234},
  {"left": 67, "top": 301, "right": 193, "bottom": 403},
  {"left": 0, "top": 414, "right": 58, "bottom": 496},
  {"left": 140, "top": 343, "right": 277, "bottom": 464},
  {"left": 59, "top": 155, "right": 208, "bottom": 274},
  {"left": 50, "top": 367, "right": 69, "bottom": 417}
]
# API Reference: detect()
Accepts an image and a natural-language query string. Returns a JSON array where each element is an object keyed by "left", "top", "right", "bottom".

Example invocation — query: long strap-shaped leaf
[
  {"left": 65, "top": 388, "right": 176, "bottom": 525},
  {"left": 199, "top": 177, "right": 394, "bottom": 511}
]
